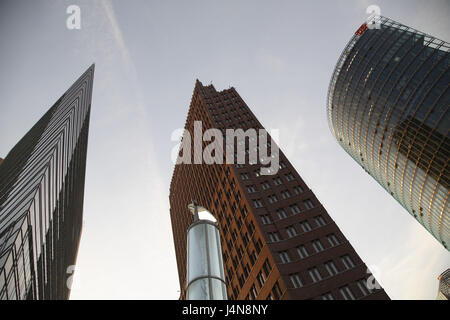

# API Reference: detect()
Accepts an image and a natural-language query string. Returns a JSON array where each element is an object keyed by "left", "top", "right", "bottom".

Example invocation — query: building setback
[
  {"left": 327, "top": 16, "right": 449, "bottom": 250},
  {"left": 169, "top": 80, "right": 389, "bottom": 300},
  {"left": 0, "top": 65, "right": 94, "bottom": 299}
]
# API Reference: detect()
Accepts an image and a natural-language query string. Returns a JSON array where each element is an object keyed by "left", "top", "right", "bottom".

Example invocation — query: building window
[
  {"left": 241, "top": 173, "right": 249, "bottom": 180},
  {"left": 312, "top": 239, "right": 324, "bottom": 253},
  {"left": 277, "top": 208, "right": 288, "bottom": 219},
  {"left": 250, "top": 284, "right": 258, "bottom": 300},
  {"left": 308, "top": 267, "right": 322, "bottom": 283},
  {"left": 271, "top": 281, "right": 282, "bottom": 300},
  {"left": 324, "top": 260, "right": 339, "bottom": 276},
  {"left": 247, "top": 185, "right": 257, "bottom": 193},
  {"left": 341, "top": 255, "right": 355, "bottom": 270},
  {"left": 300, "top": 221, "right": 312, "bottom": 232},
  {"left": 290, "top": 273, "right": 303, "bottom": 288},
  {"left": 257, "top": 271, "right": 266, "bottom": 289},
  {"left": 321, "top": 292, "right": 334, "bottom": 300},
  {"left": 281, "top": 190, "right": 291, "bottom": 199},
  {"left": 279, "top": 162, "right": 287, "bottom": 169},
  {"left": 273, "top": 177, "right": 283, "bottom": 185},
  {"left": 327, "top": 234, "right": 340, "bottom": 247},
  {"left": 268, "top": 194, "right": 278, "bottom": 204},
  {"left": 357, "top": 279, "right": 370, "bottom": 297},
  {"left": 261, "top": 214, "right": 272, "bottom": 225},
  {"left": 261, "top": 259, "right": 272, "bottom": 278},
  {"left": 339, "top": 285, "right": 356, "bottom": 300},
  {"left": 296, "top": 245, "right": 309, "bottom": 259},
  {"left": 279, "top": 251, "right": 291, "bottom": 264},
  {"left": 290, "top": 204, "right": 301, "bottom": 214},
  {"left": 314, "top": 215, "right": 326, "bottom": 227},
  {"left": 269, "top": 232, "right": 281, "bottom": 242},
  {"left": 286, "top": 226, "right": 298, "bottom": 238},
  {"left": 293, "top": 185, "right": 304, "bottom": 194},
  {"left": 261, "top": 181, "right": 270, "bottom": 190},
  {"left": 303, "top": 199, "right": 315, "bottom": 210},
  {"left": 285, "top": 173, "right": 295, "bottom": 182},
  {"left": 253, "top": 199, "right": 264, "bottom": 208}
]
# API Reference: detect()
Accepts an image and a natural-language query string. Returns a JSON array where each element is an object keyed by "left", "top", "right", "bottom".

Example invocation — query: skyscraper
[
  {"left": 169, "top": 80, "right": 389, "bottom": 300},
  {"left": 327, "top": 17, "right": 449, "bottom": 250},
  {"left": 0, "top": 65, "right": 94, "bottom": 299},
  {"left": 436, "top": 268, "right": 449, "bottom": 300}
]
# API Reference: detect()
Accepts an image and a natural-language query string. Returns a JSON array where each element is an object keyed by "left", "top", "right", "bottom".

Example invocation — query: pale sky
[{"left": 0, "top": 0, "right": 448, "bottom": 299}]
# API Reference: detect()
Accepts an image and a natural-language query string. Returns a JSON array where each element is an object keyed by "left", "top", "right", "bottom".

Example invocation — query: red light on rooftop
[{"left": 355, "top": 23, "right": 368, "bottom": 36}]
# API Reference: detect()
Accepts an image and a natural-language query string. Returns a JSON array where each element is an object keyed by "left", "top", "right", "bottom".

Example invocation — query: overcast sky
[{"left": 0, "top": 0, "right": 449, "bottom": 300}]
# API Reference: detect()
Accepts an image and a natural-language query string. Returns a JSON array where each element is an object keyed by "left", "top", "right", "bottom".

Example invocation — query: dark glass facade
[
  {"left": 170, "top": 80, "right": 389, "bottom": 300},
  {"left": 0, "top": 65, "right": 94, "bottom": 299},
  {"left": 327, "top": 17, "right": 449, "bottom": 250}
]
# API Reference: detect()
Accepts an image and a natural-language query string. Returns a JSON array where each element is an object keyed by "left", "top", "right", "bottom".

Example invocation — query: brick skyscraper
[{"left": 170, "top": 80, "right": 389, "bottom": 300}]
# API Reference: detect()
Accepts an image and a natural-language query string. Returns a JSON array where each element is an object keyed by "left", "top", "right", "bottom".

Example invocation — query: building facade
[
  {"left": 436, "top": 268, "right": 449, "bottom": 300},
  {"left": 169, "top": 80, "right": 389, "bottom": 300},
  {"left": 327, "top": 17, "right": 449, "bottom": 250},
  {"left": 0, "top": 65, "right": 94, "bottom": 299}
]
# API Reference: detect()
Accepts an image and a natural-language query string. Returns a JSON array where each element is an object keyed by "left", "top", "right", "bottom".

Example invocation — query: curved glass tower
[{"left": 327, "top": 17, "right": 449, "bottom": 250}]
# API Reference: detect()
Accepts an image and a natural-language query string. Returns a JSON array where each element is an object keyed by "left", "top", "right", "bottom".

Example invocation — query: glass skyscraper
[
  {"left": 0, "top": 65, "right": 94, "bottom": 299},
  {"left": 436, "top": 268, "right": 449, "bottom": 300},
  {"left": 327, "top": 17, "right": 449, "bottom": 250}
]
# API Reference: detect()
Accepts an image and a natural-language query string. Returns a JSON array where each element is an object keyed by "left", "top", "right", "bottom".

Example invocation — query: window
[
  {"left": 286, "top": 226, "right": 298, "bottom": 238},
  {"left": 241, "top": 206, "right": 248, "bottom": 217},
  {"left": 324, "top": 260, "right": 339, "bottom": 276},
  {"left": 296, "top": 245, "right": 309, "bottom": 259},
  {"left": 279, "top": 161, "right": 287, "bottom": 169},
  {"left": 261, "top": 181, "right": 270, "bottom": 190},
  {"left": 268, "top": 194, "right": 278, "bottom": 204},
  {"left": 262, "top": 259, "right": 272, "bottom": 277},
  {"left": 290, "top": 273, "right": 303, "bottom": 288},
  {"left": 285, "top": 173, "right": 295, "bottom": 182},
  {"left": 279, "top": 251, "right": 291, "bottom": 264},
  {"left": 314, "top": 215, "right": 326, "bottom": 227},
  {"left": 241, "top": 173, "right": 249, "bottom": 180},
  {"left": 255, "top": 170, "right": 261, "bottom": 177},
  {"left": 268, "top": 232, "right": 281, "bottom": 242},
  {"left": 357, "top": 279, "right": 370, "bottom": 297},
  {"left": 253, "top": 199, "right": 264, "bottom": 208},
  {"left": 303, "top": 199, "right": 315, "bottom": 209},
  {"left": 341, "top": 255, "right": 355, "bottom": 270},
  {"left": 260, "top": 214, "right": 272, "bottom": 225},
  {"left": 300, "top": 221, "right": 312, "bottom": 232},
  {"left": 339, "top": 286, "right": 355, "bottom": 300},
  {"left": 327, "top": 234, "right": 340, "bottom": 247},
  {"left": 293, "top": 185, "right": 304, "bottom": 194},
  {"left": 290, "top": 204, "right": 301, "bottom": 214},
  {"left": 271, "top": 281, "right": 282, "bottom": 300},
  {"left": 322, "top": 292, "right": 334, "bottom": 300},
  {"left": 281, "top": 190, "right": 291, "bottom": 199},
  {"left": 257, "top": 271, "right": 266, "bottom": 289},
  {"left": 277, "top": 208, "right": 288, "bottom": 219},
  {"left": 273, "top": 177, "right": 283, "bottom": 185},
  {"left": 250, "top": 284, "right": 258, "bottom": 300},
  {"left": 247, "top": 185, "right": 257, "bottom": 193},
  {"left": 308, "top": 267, "right": 322, "bottom": 283},
  {"left": 312, "top": 239, "right": 324, "bottom": 253}
]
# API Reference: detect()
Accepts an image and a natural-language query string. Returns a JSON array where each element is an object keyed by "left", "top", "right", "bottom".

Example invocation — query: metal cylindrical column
[{"left": 186, "top": 204, "right": 227, "bottom": 300}]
